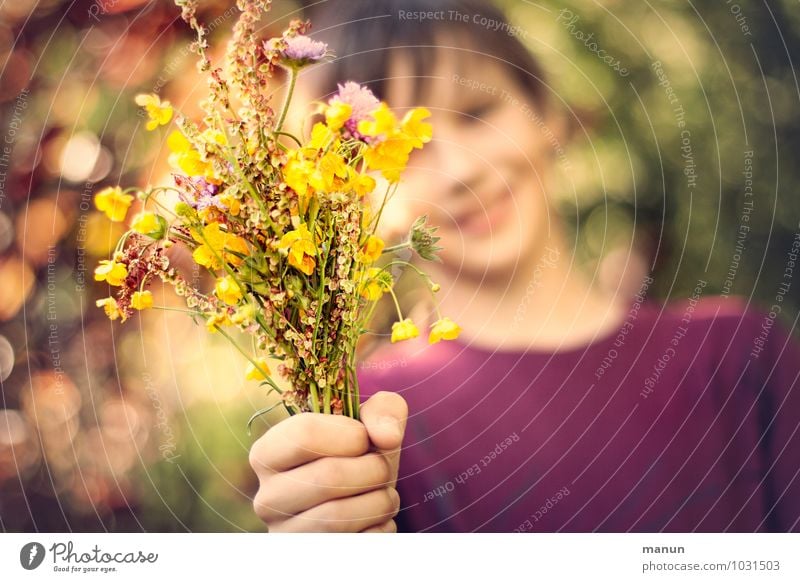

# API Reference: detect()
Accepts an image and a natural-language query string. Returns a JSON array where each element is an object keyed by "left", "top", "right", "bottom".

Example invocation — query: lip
[{"left": 451, "top": 189, "right": 514, "bottom": 237}]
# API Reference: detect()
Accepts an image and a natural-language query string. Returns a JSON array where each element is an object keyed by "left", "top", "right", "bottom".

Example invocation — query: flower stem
[
  {"left": 387, "top": 287, "right": 404, "bottom": 321},
  {"left": 273, "top": 130, "right": 302, "bottom": 147},
  {"left": 212, "top": 324, "right": 271, "bottom": 380},
  {"left": 150, "top": 305, "right": 204, "bottom": 316},
  {"left": 275, "top": 67, "right": 298, "bottom": 135},
  {"left": 382, "top": 241, "right": 411, "bottom": 254},
  {"left": 348, "top": 348, "right": 360, "bottom": 421},
  {"left": 309, "top": 379, "right": 320, "bottom": 413}
]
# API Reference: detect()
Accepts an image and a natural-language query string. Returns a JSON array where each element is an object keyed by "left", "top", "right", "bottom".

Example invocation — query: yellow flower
[
  {"left": 94, "top": 259, "right": 127, "bottom": 286},
  {"left": 363, "top": 139, "right": 413, "bottom": 182},
  {"left": 225, "top": 237, "right": 249, "bottom": 265},
  {"left": 206, "top": 311, "right": 232, "bottom": 333},
  {"left": 135, "top": 93, "right": 173, "bottom": 131},
  {"left": 401, "top": 107, "right": 433, "bottom": 149},
  {"left": 356, "top": 104, "right": 430, "bottom": 182},
  {"left": 360, "top": 235, "right": 385, "bottom": 263},
  {"left": 218, "top": 192, "right": 241, "bottom": 216},
  {"left": 96, "top": 297, "right": 121, "bottom": 320},
  {"left": 201, "top": 128, "right": 227, "bottom": 146},
  {"left": 231, "top": 303, "right": 256, "bottom": 325},
  {"left": 357, "top": 102, "right": 399, "bottom": 138},
  {"left": 94, "top": 186, "right": 134, "bottom": 222},
  {"left": 283, "top": 149, "right": 315, "bottom": 199},
  {"left": 324, "top": 101, "right": 352, "bottom": 131},
  {"left": 359, "top": 267, "right": 392, "bottom": 300},
  {"left": 308, "top": 151, "right": 348, "bottom": 193},
  {"left": 278, "top": 223, "right": 316, "bottom": 276},
  {"left": 428, "top": 317, "right": 461, "bottom": 344},
  {"left": 391, "top": 318, "right": 419, "bottom": 343},
  {"left": 167, "top": 130, "right": 213, "bottom": 178},
  {"left": 245, "top": 358, "right": 271, "bottom": 381},
  {"left": 346, "top": 168, "right": 376, "bottom": 197},
  {"left": 308, "top": 122, "right": 335, "bottom": 150},
  {"left": 191, "top": 223, "right": 249, "bottom": 270},
  {"left": 215, "top": 275, "right": 243, "bottom": 306},
  {"left": 131, "top": 290, "right": 154, "bottom": 310},
  {"left": 131, "top": 211, "right": 158, "bottom": 234}
]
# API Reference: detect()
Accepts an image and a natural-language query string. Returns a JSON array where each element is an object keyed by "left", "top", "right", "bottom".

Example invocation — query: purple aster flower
[
  {"left": 195, "top": 178, "right": 219, "bottom": 197},
  {"left": 196, "top": 193, "right": 228, "bottom": 212},
  {"left": 193, "top": 178, "right": 226, "bottom": 211},
  {"left": 280, "top": 35, "right": 328, "bottom": 66},
  {"left": 329, "top": 81, "right": 380, "bottom": 140},
  {"left": 174, "top": 176, "right": 226, "bottom": 210}
]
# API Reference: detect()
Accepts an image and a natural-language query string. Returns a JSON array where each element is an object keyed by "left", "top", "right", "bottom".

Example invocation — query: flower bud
[
  {"left": 409, "top": 215, "right": 442, "bottom": 262},
  {"left": 174, "top": 202, "right": 193, "bottom": 217}
]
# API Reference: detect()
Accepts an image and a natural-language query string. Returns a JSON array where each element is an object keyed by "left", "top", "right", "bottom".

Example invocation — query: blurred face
[{"left": 382, "top": 46, "right": 558, "bottom": 282}]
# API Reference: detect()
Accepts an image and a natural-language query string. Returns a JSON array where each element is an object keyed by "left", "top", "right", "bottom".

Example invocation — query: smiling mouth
[{"left": 450, "top": 188, "right": 515, "bottom": 237}]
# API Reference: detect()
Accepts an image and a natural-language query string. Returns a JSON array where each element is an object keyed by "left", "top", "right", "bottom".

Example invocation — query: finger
[
  {"left": 275, "top": 487, "right": 400, "bottom": 533},
  {"left": 249, "top": 412, "right": 369, "bottom": 474},
  {"left": 361, "top": 519, "right": 397, "bottom": 533},
  {"left": 360, "top": 391, "right": 408, "bottom": 484},
  {"left": 253, "top": 453, "right": 392, "bottom": 522},
  {"left": 360, "top": 391, "right": 409, "bottom": 450}
]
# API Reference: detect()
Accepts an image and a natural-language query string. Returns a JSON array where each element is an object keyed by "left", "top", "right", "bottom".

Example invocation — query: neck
[{"left": 425, "top": 229, "right": 628, "bottom": 353}]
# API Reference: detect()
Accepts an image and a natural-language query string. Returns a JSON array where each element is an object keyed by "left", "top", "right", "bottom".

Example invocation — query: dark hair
[{"left": 300, "top": 0, "right": 547, "bottom": 110}]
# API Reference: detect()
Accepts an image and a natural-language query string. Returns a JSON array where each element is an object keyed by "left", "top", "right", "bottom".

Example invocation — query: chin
[{"left": 441, "top": 226, "right": 543, "bottom": 282}]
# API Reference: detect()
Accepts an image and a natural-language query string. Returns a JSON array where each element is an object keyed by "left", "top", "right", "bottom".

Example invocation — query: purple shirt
[{"left": 357, "top": 296, "right": 800, "bottom": 532}]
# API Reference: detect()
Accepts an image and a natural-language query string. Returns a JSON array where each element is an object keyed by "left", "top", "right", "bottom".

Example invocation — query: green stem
[
  {"left": 382, "top": 241, "right": 411, "bottom": 254},
  {"left": 151, "top": 305, "right": 204, "bottom": 316},
  {"left": 309, "top": 380, "right": 320, "bottom": 413},
  {"left": 387, "top": 287, "right": 404, "bottom": 321},
  {"left": 212, "top": 324, "right": 271, "bottom": 380},
  {"left": 273, "top": 130, "right": 303, "bottom": 147},
  {"left": 310, "top": 216, "right": 331, "bottom": 349},
  {"left": 348, "top": 348, "right": 360, "bottom": 421},
  {"left": 114, "top": 231, "right": 133, "bottom": 256},
  {"left": 379, "top": 260, "right": 435, "bottom": 284},
  {"left": 167, "top": 231, "right": 195, "bottom": 246},
  {"left": 368, "top": 181, "right": 398, "bottom": 235},
  {"left": 275, "top": 67, "right": 298, "bottom": 135},
  {"left": 379, "top": 260, "right": 443, "bottom": 319}
]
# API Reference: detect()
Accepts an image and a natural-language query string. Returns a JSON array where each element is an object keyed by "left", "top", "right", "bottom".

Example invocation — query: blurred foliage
[
  {"left": 503, "top": 0, "right": 800, "bottom": 321},
  {"left": 0, "top": 0, "right": 300, "bottom": 532},
  {"left": 0, "top": 0, "right": 798, "bottom": 531}
]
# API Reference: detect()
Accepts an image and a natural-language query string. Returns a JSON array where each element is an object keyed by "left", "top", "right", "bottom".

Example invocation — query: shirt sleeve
[{"left": 745, "top": 306, "right": 800, "bottom": 531}]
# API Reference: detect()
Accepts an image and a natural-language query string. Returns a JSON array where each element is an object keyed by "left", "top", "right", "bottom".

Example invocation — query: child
[{"left": 248, "top": 0, "right": 800, "bottom": 532}]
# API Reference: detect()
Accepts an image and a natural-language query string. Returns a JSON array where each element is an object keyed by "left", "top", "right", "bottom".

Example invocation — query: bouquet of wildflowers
[{"left": 93, "top": 0, "right": 460, "bottom": 426}]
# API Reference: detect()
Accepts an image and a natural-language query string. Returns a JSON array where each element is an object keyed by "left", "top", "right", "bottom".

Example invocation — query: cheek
[
  {"left": 444, "top": 183, "right": 547, "bottom": 271},
  {"left": 393, "top": 171, "right": 450, "bottom": 221}
]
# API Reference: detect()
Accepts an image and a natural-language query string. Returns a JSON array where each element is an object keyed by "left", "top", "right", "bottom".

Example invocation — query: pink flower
[
  {"left": 280, "top": 35, "right": 328, "bottom": 65},
  {"left": 329, "top": 82, "right": 381, "bottom": 140}
]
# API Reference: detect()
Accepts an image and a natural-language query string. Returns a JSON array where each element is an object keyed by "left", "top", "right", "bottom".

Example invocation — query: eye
[{"left": 461, "top": 102, "right": 496, "bottom": 123}]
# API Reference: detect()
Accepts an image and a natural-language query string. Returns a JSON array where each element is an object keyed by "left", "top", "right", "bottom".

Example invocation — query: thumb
[
  {"left": 361, "top": 391, "right": 408, "bottom": 450},
  {"left": 360, "top": 391, "right": 408, "bottom": 485}
]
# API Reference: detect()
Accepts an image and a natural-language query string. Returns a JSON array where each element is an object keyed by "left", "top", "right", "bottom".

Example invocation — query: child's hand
[{"left": 249, "top": 391, "right": 407, "bottom": 532}]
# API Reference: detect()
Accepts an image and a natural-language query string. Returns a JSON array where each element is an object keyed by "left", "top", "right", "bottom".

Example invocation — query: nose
[{"left": 419, "top": 117, "right": 485, "bottom": 200}]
